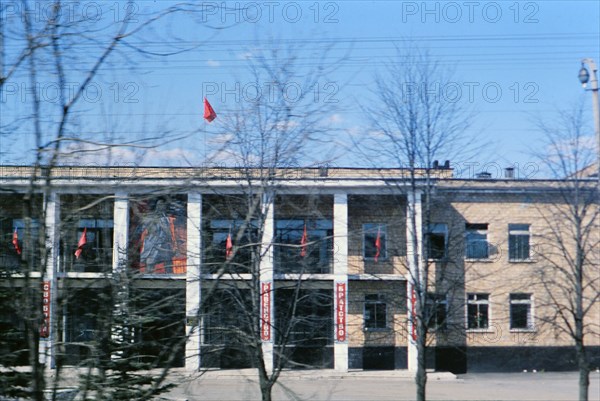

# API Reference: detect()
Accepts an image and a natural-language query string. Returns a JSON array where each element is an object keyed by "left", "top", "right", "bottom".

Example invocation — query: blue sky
[{"left": 1, "top": 1, "right": 599, "bottom": 178}]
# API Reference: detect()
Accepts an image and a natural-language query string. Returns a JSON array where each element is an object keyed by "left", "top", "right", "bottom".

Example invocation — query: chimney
[
  {"left": 432, "top": 160, "right": 439, "bottom": 169},
  {"left": 443, "top": 160, "right": 450, "bottom": 169},
  {"left": 505, "top": 167, "right": 515, "bottom": 179},
  {"left": 476, "top": 172, "right": 492, "bottom": 179}
]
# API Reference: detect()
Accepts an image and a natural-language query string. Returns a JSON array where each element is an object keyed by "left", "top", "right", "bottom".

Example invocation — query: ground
[{"left": 163, "top": 370, "right": 600, "bottom": 401}]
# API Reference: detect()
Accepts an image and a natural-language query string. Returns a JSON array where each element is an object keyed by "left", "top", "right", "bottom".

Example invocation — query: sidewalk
[{"left": 190, "top": 368, "right": 456, "bottom": 381}]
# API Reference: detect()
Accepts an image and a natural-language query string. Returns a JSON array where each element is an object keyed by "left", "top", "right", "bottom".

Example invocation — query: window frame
[
  {"left": 509, "top": 293, "right": 534, "bottom": 331},
  {"left": 465, "top": 223, "right": 489, "bottom": 260},
  {"left": 508, "top": 223, "right": 531, "bottom": 262},
  {"left": 363, "top": 293, "right": 388, "bottom": 330},
  {"left": 363, "top": 223, "right": 387, "bottom": 261},
  {"left": 466, "top": 293, "right": 490, "bottom": 331}
]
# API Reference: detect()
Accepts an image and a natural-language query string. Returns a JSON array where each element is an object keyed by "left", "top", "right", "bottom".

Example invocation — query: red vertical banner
[
  {"left": 261, "top": 282, "right": 272, "bottom": 341},
  {"left": 335, "top": 282, "right": 347, "bottom": 342},
  {"left": 40, "top": 281, "right": 51, "bottom": 338}
]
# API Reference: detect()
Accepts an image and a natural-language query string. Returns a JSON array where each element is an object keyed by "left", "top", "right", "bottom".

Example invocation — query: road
[{"left": 163, "top": 370, "right": 600, "bottom": 401}]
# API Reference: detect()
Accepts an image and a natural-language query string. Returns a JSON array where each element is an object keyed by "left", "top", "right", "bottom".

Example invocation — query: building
[{"left": 1, "top": 165, "right": 599, "bottom": 373}]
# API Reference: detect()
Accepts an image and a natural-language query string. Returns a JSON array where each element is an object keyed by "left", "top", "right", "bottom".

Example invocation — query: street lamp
[{"left": 578, "top": 59, "right": 600, "bottom": 185}]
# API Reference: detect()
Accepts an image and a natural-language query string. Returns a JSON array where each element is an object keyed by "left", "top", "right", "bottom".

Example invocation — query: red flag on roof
[
  {"left": 300, "top": 223, "right": 308, "bottom": 257},
  {"left": 74, "top": 227, "right": 87, "bottom": 259},
  {"left": 374, "top": 226, "right": 381, "bottom": 262},
  {"left": 204, "top": 97, "right": 217, "bottom": 122},
  {"left": 225, "top": 233, "right": 233, "bottom": 260},
  {"left": 12, "top": 228, "right": 21, "bottom": 255}
]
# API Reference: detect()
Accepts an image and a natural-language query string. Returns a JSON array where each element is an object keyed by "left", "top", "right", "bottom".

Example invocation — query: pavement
[{"left": 161, "top": 369, "right": 600, "bottom": 401}]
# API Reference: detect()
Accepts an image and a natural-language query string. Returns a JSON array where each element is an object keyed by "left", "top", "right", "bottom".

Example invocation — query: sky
[{"left": 1, "top": 0, "right": 599, "bottom": 178}]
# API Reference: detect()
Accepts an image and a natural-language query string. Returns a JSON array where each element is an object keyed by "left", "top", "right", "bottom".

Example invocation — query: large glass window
[
  {"left": 465, "top": 223, "right": 489, "bottom": 259},
  {"left": 0, "top": 219, "right": 40, "bottom": 271},
  {"left": 364, "top": 294, "right": 387, "bottom": 330},
  {"left": 274, "top": 219, "right": 333, "bottom": 273},
  {"left": 467, "top": 293, "right": 489, "bottom": 329},
  {"left": 509, "top": 224, "right": 530, "bottom": 261},
  {"left": 204, "top": 219, "right": 258, "bottom": 274}
]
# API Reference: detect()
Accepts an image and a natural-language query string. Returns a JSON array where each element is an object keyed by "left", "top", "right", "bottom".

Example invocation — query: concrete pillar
[
  {"left": 40, "top": 192, "right": 59, "bottom": 367},
  {"left": 185, "top": 193, "right": 202, "bottom": 371},
  {"left": 111, "top": 192, "right": 129, "bottom": 359},
  {"left": 406, "top": 190, "right": 422, "bottom": 372},
  {"left": 112, "top": 192, "right": 129, "bottom": 273},
  {"left": 333, "top": 194, "right": 349, "bottom": 371},
  {"left": 260, "top": 193, "right": 274, "bottom": 373}
]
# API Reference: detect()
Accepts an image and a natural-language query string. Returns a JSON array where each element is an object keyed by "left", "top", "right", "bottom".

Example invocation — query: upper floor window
[
  {"left": 427, "top": 223, "right": 448, "bottom": 260},
  {"left": 465, "top": 223, "right": 489, "bottom": 259},
  {"left": 467, "top": 293, "right": 489, "bottom": 330},
  {"left": 62, "top": 219, "right": 114, "bottom": 273},
  {"left": 364, "top": 223, "right": 386, "bottom": 262},
  {"left": 364, "top": 294, "right": 387, "bottom": 330},
  {"left": 1, "top": 219, "right": 40, "bottom": 271},
  {"left": 205, "top": 219, "right": 259, "bottom": 274},
  {"left": 508, "top": 224, "right": 530, "bottom": 261},
  {"left": 510, "top": 293, "right": 533, "bottom": 330},
  {"left": 274, "top": 219, "right": 333, "bottom": 274}
]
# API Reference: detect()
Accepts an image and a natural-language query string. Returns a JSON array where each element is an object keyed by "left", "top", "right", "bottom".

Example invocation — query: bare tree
[
  {"left": 0, "top": 1, "right": 218, "bottom": 399},
  {"left": 532, "top": 102, "right": 600, "bottom": 401},
  {"left": 197, "top": 44, "right": 339, "bottom": 401},
  {"left": 363, "top": 48, "right": 477, "bottom": 401}
]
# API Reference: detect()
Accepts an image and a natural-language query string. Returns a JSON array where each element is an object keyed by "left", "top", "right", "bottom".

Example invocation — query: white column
[
  {"left": 333, "top": 193, "right": 349, "bottom": 371},
  {"left": 260, "top": 193, "right": 274, "bottom": 373},
  {"left": 111, "top": 192, "right": 129, "bottom": 360},
  {"left": 406, "top": 190, "right": 422, "bottom": 372},
  {"left": 112, "top": 192, "right": 129, "bottom": 272},
  {"left": 40, "top": 192, "right": 59, "bottom": 367},
  {"left": 185, "top": 193, "right": 202, "bottom": 370}
]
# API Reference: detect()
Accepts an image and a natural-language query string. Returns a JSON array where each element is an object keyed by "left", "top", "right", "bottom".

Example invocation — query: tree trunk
[
  {"left": 415, "top": 338, "right": 427, "bottom": 401},
  {"left": 578, "top": 367, "right": 589, "bottom": 401}
]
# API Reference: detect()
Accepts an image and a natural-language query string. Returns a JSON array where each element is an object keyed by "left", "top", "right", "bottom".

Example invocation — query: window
[
  {"left": 465, "top": 223, "right": 489, "bottom": 259},
  {"left": 274, "top": 219, "right": 333, "bottom": 273},
  {"left": 510, "top": 293, "right": 533, "bottom": 330},
  {"left": 205, "top": 219, "right": 258, "bottom": 274},
  {"left": 509, "top": 224, "right": 530, "bottom": 261},
  {"left": 427, "top": 223, "right": 448, "bottom": 260},
  {"left": 364, "top": 294, "right": 387, "bottom": 329},
  {"left": 467, "top": 293, "right": 489, "bottom": 329},
  {"left": 65, "top": 219, "right": 114, "bottom": 273},
  {"left": 364, "top": 224, "right": 386, "bottom": 261},
  {"left": 426, "top": 293, "right": 447, "bottom": 330}
]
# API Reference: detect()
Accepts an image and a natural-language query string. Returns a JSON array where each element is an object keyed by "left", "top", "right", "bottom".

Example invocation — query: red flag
[
  {"left": 375, "top": 227, "right": 381, "bottom": 263},
  {"left": 225, "top": 233, "right": 233, "bottom": 260},
  {"left": 74, "top": 227, "right": 87, "bottom": 259},
  {"left": 374, "top": 226, "right": 381, "bottom": 262},
  {"left": 12, "top": 228, "right": 21, "bottom": 255},
  {"left": 300, "top": 223, "right": 308, "bottom": 257},
  {"left": 204, "top": 97, "right": 217, "bottom": 122}
]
